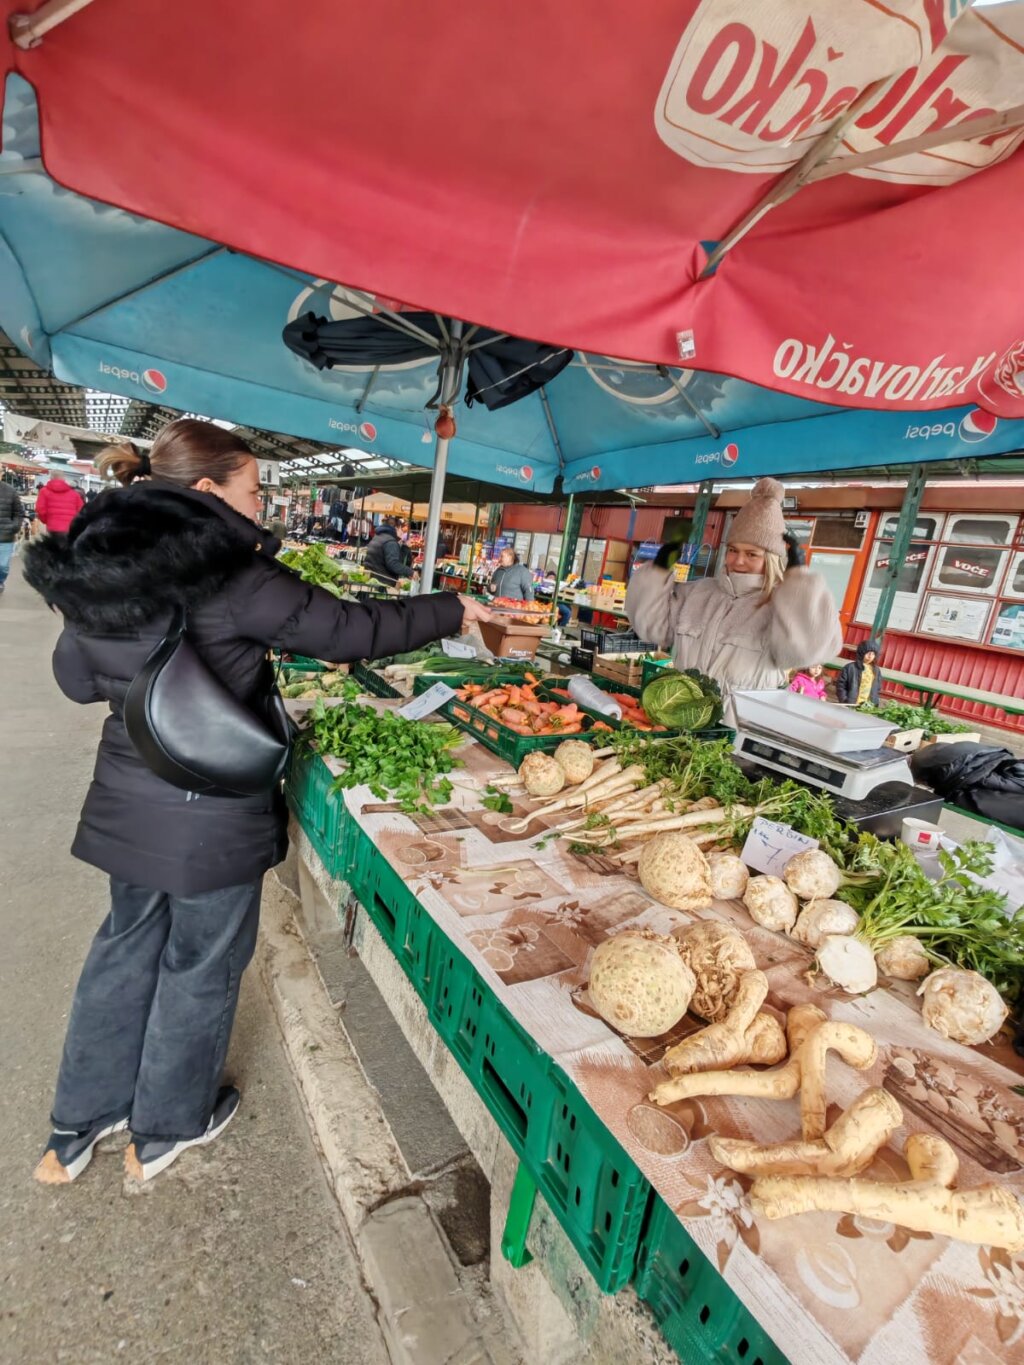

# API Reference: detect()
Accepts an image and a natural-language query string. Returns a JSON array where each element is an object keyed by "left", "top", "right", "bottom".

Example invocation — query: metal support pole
[
  {"left": 689, "top": 480, "right": 714, "bottom": 551},
  {"left": 463, "top": 485, "right": 482, "bottom": 595},
  {"left": 871, "top": 464, "right": 927, "bottom": 641},
  {"left": 551, "top": 496, "right": 584, "bottom": 626},
  {"left": 417, "top": 320, "right": 464, "bottom": 594},
  {"left": 11, "top": 0, "right": 97, "bottom": 51}
]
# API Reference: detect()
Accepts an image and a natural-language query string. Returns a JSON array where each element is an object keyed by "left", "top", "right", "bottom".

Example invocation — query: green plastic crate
[
  {"left": 347, "top": 822, "right": 650, "bottom": 1293},
  {"left": 347, "top": 822, "right": 435, "bottom": 997},
  {"left": 635, "top": 1196, "right": 787, "bottom": 1365},
  {"left": 443, "top": 696, "right": 605, "bottom": 766},
  {"left": 277, "top": 652, "right": 330, "bottom": 675},
  {"left": 410, "top": 667, "right": 534, "bottom": 698},
  {"left": 640, "top": 656, "right": 673, "bottom": 690},
  {"left": 351, "top": 661, "right": 403, "bottom": 699},
  {"left": 426, "top": 932, "right": 651, "bottom": 1293},
  {"left": 285, "top": 749, "right": 352, "bottom": 878}
]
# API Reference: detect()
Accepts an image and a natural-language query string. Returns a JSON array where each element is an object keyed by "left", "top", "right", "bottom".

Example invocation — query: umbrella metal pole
[
  {"left": 464, "top": 486, "right": 482, "bottom": 596},
  {"left": 550, "top": 494, "right": 575, "bottom": 630},
  {"left": 418, "top": 319, "right": 464, "bottom": 595}
]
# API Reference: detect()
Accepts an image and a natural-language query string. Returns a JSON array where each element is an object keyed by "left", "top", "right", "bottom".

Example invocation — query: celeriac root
[
  {"left": 709, "top": 1087, "right": 903, "bottom": 1178},
  {"left": 750, "top": 1133, "right": 1024, "bottom": 1251}
]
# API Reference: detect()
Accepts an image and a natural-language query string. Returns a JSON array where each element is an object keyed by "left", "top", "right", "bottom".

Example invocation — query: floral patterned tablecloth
[{"left": 324, "top": 721, "right": 1024, "bottom": 1365}]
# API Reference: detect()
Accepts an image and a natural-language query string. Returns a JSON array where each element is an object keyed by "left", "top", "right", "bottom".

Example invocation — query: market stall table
[{"left": 285, "top": 705, "right": 1024, "bottom": 1365}]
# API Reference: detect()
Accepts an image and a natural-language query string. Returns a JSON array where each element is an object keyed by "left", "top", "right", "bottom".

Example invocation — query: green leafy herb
[
  {"left": 299, "top": 699, "right": 462, "bottom": 813},
  {"left": 839, "top": 837, "right": 1024, "bottom": 1005},
  {"left": 482, "top": 785, "right": 513, "bottom": 814},
  {"left": 857, "top": 701, "right": 971, "bottom": 738}
]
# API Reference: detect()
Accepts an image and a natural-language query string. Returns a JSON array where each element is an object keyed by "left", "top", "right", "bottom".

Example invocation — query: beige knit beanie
[{"left": 729, "top": 477, "right": 787, "bottom": 559}]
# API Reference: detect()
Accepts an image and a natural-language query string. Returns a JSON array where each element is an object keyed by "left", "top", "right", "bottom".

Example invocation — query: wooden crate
[{"left": 593, "top": 654, "right": 646, "bottom": 687}]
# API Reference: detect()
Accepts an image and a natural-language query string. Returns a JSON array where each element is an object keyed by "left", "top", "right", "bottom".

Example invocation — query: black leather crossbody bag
[{"left": 123, "top": 607, "right": 294, "bottom": 797}]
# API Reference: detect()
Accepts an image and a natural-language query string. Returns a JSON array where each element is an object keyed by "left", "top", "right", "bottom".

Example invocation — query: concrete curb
[{"left": 256, "top": 879, "right": 502, "bottom": 1365}]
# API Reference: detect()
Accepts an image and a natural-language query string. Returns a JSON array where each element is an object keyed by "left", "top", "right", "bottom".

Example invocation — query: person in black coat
[
  {"left": 0, "top": 476, "right": 25, "bottom": 592},
  {"left": 23, "top": 418, "right": 490, "bottom": 1185},
  {"left": 835, "top": 639, "right": 883, "bottom": 706},
  {"left": 364, "top": 518, "right": 412, "bottom": 584}
]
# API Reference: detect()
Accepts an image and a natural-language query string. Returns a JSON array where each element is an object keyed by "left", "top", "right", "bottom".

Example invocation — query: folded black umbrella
[{"left": 283, "top": 311, "right": 572, "bottom": 411}]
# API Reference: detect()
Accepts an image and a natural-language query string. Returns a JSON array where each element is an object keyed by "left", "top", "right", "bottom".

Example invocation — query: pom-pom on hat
[{"left": 728, "top": 477, "right": 787, "bottom": 560}]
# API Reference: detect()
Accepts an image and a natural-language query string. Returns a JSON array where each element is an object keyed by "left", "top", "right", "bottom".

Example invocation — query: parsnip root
[
  {"left": 664, "top": 971, "right": 786, "bottom": 1075},
  {"left": 751, "top": 1133, "right": 1024, "bottom": 1252},
  {"left": 650, "top": 1003, "right": 825, "bottom": 1107},
  {"left": 651, "top": 1006, "right": 875, "bottom": 1140},
  {"left": 709, "top": 1087, "right": 902, "bottom": 1178}
]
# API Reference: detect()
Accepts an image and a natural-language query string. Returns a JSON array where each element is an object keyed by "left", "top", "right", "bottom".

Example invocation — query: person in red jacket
[{"left": 36, "top": 477, "right": 85, "bottom": 534}]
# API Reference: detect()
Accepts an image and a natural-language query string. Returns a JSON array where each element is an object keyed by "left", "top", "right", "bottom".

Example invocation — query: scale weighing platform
[
  {"left": 728, "top": 690, "right": 943, "bottom": 836},
  {"left": 734, "top": 725, "right": 914, "bottom": 802}
]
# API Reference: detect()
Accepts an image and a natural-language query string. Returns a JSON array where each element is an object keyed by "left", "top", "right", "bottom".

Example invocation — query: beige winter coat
[{"left": 626, "top": 566, "right": 843, "bottom": 724}]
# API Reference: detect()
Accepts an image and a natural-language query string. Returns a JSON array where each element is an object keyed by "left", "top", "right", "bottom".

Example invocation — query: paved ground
[{"left": 0, "top": 560, "right": 389, "bottom": 1364}]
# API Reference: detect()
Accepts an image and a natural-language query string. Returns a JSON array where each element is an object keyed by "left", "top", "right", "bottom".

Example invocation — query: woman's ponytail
[
  {"left": 97, "top": 441, "right": 148, "bottom": 485},
  {"left": 98, "top": 419, "right": 252, "bottom": 489}
]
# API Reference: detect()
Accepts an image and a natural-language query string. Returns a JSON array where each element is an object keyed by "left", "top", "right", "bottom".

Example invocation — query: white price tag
[
  {"left": 740, "top": 817, "right": 819, "bottom": 877},
  {"left": 441, "top": 637, "right": 477, "bottom": 659},
  {"left": 397, "top": 682, "right": 457, "bottom": 720}
]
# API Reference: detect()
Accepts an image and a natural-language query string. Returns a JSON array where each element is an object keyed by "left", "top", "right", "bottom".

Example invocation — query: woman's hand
[{"left": 458, "top": 594, "right": 492, "bottom": 628}]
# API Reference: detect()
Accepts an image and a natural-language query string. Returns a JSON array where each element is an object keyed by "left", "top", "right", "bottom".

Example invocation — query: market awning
[
  {"left": 2, "top": 1, "right": 1023, "bottom": 417},
  {"left": 2, "top": 70, "right": 1023, "bottom": 501}
]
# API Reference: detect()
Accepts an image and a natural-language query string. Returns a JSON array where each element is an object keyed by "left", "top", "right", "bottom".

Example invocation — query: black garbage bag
[{"left": 910, "top": 742, "right": 1024, "bottom": 832}]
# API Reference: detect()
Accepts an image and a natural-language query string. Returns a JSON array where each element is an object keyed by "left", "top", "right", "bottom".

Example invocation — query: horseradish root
[
  {"left": 650, "top": 1006, "right": 876, "bottom": 1136},
  {"left": 751, "top": 1133, "right": 1024, "bottom": 1252},
  {"left": 663, "top": 971, "right": 786, "bottom": 1074},
  {"left": 709, "top": 1087, "right": 902, "bottom": 1179}
]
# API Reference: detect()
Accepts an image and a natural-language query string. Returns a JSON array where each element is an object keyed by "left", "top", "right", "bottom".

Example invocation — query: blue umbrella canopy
[{"left": 1, "top": 73, "right": 1021, "bottom": 499}]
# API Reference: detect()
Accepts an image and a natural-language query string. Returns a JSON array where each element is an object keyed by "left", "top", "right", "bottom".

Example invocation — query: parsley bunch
[{"left": 300, "top": 698, "right": 462, "bottom": 813}]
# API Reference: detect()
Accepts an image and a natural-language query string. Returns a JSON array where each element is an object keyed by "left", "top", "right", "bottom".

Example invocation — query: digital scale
[
  {"left": 733, "top": 725, "right": 915, "bottom": 802},
  {"left": 730, "top": 689, "right": 916, "bottom": 803}
]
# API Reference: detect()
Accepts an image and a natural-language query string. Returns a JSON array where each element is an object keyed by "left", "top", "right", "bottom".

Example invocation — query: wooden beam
[{"left": 10, "top": 0, "right": 96, "bottom": 50}]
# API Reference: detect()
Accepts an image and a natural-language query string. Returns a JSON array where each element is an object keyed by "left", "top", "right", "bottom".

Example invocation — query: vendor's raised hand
[{"left": 458, "top": 594, "right": 492, "bottom": 627}]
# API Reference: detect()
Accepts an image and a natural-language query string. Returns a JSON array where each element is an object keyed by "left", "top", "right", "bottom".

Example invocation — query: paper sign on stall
[
  {"left": 741, "top": 817, "right": 818, "bottom": 876},
  {"left": 441, "top": 637, "right": 477, "bottom": 659},
  {"left": 397, "top": 682, "right": 457, "bottom": 720}
]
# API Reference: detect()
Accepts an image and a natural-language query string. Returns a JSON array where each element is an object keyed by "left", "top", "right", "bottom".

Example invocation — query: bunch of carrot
[
  {"left": 455, "top": 673, "right": 585, "bottom": 735},
  {"left": 547, "top": 687, "right": 666, "bottom": 732}
]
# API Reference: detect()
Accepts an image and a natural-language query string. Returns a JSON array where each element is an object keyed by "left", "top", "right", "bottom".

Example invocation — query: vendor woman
[{"left": 626, "top": 478, "right": 842, "bottom": 724}]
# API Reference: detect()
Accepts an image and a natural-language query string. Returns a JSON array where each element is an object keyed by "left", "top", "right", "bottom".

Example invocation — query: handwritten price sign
[{"left": 741, "top": 817, "right": 819, "bottom": 877}]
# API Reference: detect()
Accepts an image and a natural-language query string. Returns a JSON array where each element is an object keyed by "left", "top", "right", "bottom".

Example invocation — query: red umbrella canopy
[{"left": 3, "top": 0, "right": 1024, "bottom": 415}]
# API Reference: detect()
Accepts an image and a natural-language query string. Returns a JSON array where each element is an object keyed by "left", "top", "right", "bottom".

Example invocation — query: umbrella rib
[
  {"left": 656, "top": 365, "right": 720, "bottom": 438},
  {"left": 701, "top": 75, "right": 895, "bottom": 278},
  {"left": 355, "top": 366, "right": 381, "bottom": 413},
  {"left": 539, "top": 386, "right": 565, "bottom": 471},
  {"left": 56, "top": 245, "right": 226, "bottom": 332}
]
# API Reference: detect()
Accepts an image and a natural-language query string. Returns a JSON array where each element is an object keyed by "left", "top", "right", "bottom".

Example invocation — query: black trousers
[{"left": 52, "top": 878, "right": 261, "bottom": 1142}]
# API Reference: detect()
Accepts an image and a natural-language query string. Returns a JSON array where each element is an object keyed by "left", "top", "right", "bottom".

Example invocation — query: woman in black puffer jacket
[{"left": 24, "top": 418, "right": 489, "bottom": 1185}]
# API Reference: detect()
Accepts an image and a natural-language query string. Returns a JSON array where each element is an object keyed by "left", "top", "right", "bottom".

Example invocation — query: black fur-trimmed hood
[{"left": 23, "top": 482, "right": 278, "bottom": 630}]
